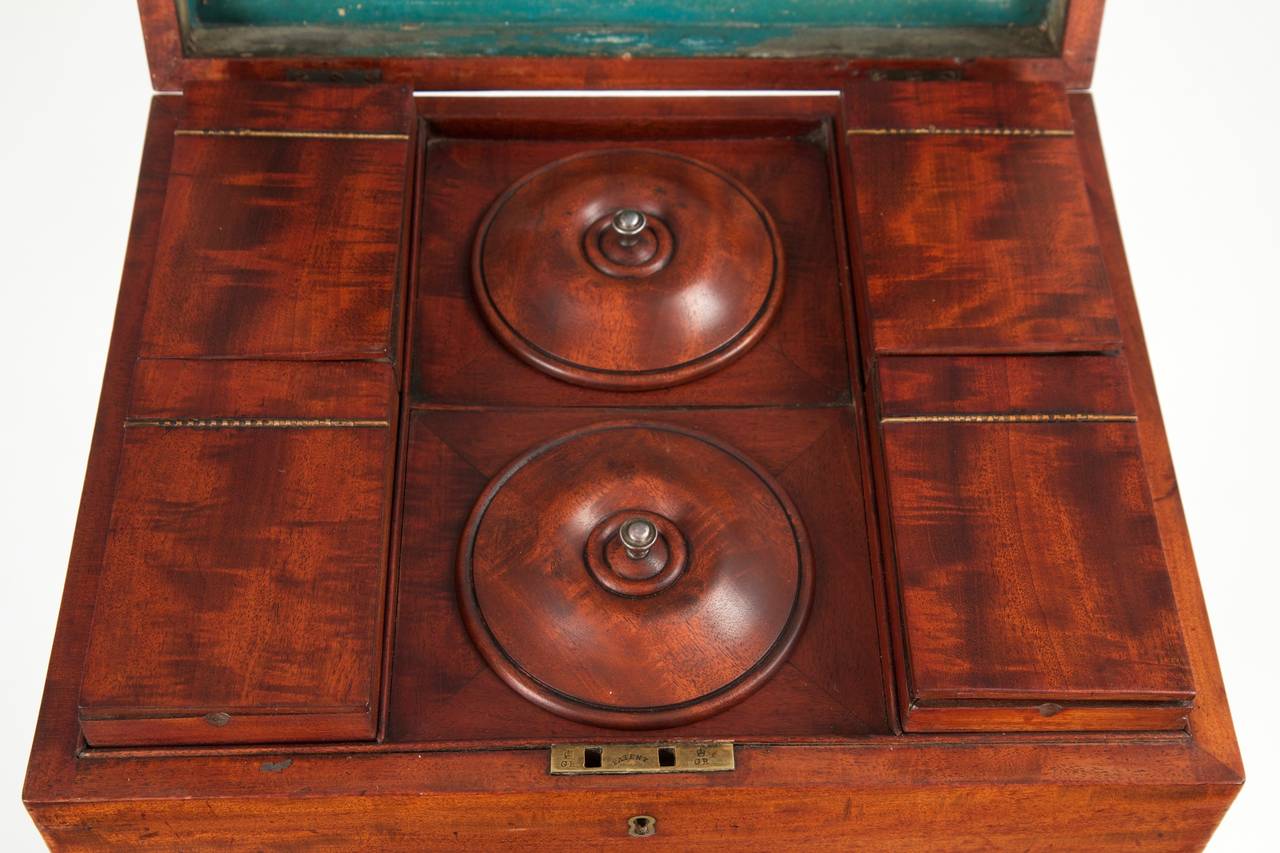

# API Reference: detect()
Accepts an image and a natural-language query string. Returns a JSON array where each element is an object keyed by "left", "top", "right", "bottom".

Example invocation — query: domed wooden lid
[
  {"left": 472, "top": 149, "right": 785, "bottom": 391},
  {"left": 457, "top": 422, "right": 813, "bottom": 729}
]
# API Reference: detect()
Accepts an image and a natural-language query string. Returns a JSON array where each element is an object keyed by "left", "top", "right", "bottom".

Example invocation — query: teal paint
[
  {"left": 185, "top": 1, "right": 1053, "bottom": 58},
  {"left": 191, "top": 1, "right": 1049, "bottom": 28}
]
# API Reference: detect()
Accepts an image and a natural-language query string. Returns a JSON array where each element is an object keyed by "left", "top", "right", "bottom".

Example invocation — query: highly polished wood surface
[
  {"left": 882, "top": 416, "right": 1193, "bottom": 730},
  {"left": 78, "top": 424, "right": 393, "bottom": 747},
  {"left": 24, "top": 79, "right": 1241, "bottom": 850},
  {"left": 394, "top": 406, "right": 887, "bottom": 744},
  {"left": 473, "top": 149, "right": 784, "bottom": 389},
  {"left": 72, "top": 83, "right": 411, "bottom": 749},
  {"left": 848, "top": 82, "right": 1120, "bottom": 355},
  {"left": 413, "top": 118, "right": 851, "bottom": 407},
  {"left": 139, "top": 83, "right": 411, "bottom": 361},
  {"left": 877, "top": 353, "right": 1136, "bottom": 416},
  {"left": 458, "top": 422, "right": 812, "bottom": 728}
]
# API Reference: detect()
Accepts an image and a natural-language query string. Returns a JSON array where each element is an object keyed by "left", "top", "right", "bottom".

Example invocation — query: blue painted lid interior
[{"left": 180, "top": 0, "right": 1066, "bottom": 59}]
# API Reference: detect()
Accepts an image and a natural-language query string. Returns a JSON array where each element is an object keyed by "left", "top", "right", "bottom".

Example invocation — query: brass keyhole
[{"left": 627, "top": 815, "right": 657, "bottom": 838}]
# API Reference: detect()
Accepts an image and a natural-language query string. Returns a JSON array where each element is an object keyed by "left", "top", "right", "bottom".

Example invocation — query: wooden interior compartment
[
  {"left": 79, "top": 360, "right": 398, "bottom": 747},
  {"left": 78, "top": 424, "right": 394, "bottom": 747},
  {"left": 77, "top": 82, "right": 413, "bottom": 748},
  {"left": 875, "top": 355, "right": 1194, "bottom": 732},
  {"left": 388, "top": 406, "right": 889, "bottom": 743},
  {"left": 138, "top": 82, "right": 413, "bottom": 361},
  {"left": 846, "top": 81, "right": 1121, "bottom": 355},
  {"left": 410, "top": 99, "right": 853, "bottom": 407}
]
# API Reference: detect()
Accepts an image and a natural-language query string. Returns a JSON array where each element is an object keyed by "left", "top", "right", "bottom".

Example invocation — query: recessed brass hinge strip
[
  {"left": 881, "top": 413, "right": 1136, "bottom": 424},
  {"left": 175, "top": 129, "right": 409, "bottom": 141},
  {"left": 848, "top": 127, "right": 1073, "bottom": 137},
  {"left": 550, "top": 742, "right": 734, "bottom": 776},
  {"left": 124, "top": 418, "right": 389, "bottom": 429}
]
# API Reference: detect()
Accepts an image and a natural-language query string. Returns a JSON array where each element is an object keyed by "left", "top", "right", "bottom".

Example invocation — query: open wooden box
[{"left": 24, "top": 1, "right": 1243, "bottom": 848}]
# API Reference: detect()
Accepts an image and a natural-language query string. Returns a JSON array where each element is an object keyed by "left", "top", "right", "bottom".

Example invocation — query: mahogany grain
[
  {"left": 140, "top": 83, "right": 411, "bottom": 361},
  {"left": 877, "top": 354, "right": 1136, "bottom": 418},
  {"left": 129, "top": 359, "right": 395, "bottom": 421},
  {"left": 882, "top": 419, "right": 1193, "bottom": 731},
  {"left": 848, "top": 83, "right": 1121, "bottom": 354},
  {"left": 472, "top": 149, "right": 784, "bottom": 390},
  {"left": 22, "top": 56, "right": 1242, "bottom": 849},
  {"left": 458, "top": 422, "right": 812, "bottom": 728},
  {"left": 392, "top": 407, "right": 888, "bottom": 743},
  {"left": 412, "top": 120, "right": 851, "bottom": 406},
  {"left": 79, "top": 424, "right": 394, "bottom": 746}
]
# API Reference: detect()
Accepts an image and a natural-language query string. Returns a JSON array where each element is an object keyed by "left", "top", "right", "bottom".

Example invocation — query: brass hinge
[{"left": 550, "top": 742, "right": 734, "bottom": 776}]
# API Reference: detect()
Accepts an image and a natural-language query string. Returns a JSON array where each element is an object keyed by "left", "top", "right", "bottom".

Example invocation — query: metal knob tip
[
  {"left": 620, "top": 518, "right": 658, "bottom": 559},
  {"left": 611, "top": 208, "right": 648, "bottom": 239}
]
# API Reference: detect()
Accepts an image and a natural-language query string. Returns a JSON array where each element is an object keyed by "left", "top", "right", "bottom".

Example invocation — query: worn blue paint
[
  {"left": 191, "top": 1, "right": 1049, "bottom": 27},
  {"left": 186, "top": 1, "right": 1053, "bottom": 57}
]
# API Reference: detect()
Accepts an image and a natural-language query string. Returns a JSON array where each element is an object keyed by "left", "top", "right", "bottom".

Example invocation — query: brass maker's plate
[
  {"left": 472, "top": 148, "right": 785, "bottom": 390},
  {"left": 550, "top": 742, "right": 735, "bottom": 776}
]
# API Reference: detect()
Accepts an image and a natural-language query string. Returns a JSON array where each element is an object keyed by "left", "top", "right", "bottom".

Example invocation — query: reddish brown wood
[
  {"left": 135, "top": 0, "right": 1106, "bottom": 92},
  {"left": 179, "top": 81, "right": 413, "bottom": 134},
  {"left": 24, "top": 80, "right": 1242, "bottom": 850},
  {"left": 472, "top": 149, "right": 784, "bottom": 390},
  {"left": 74, "top": 84, "right": 407, "bottom": 748},
  {"left": 129, "top": 359, "right": 395, "bottom": 420},
  {"left": 882, "top": 419, "right": 1194, "bottom": 731},
  {"left": 877, "top": 354, "right": 1136, "bottom": 418},
  {"left": 139, "top": 84, "right": 411, "bottom": 361},
  {"left": 393, "top": 406, "right": 887, "bottom": 743},
  {"left": 22, "top": 778, "right": 1241, "bottom": 851},
  {"left": 79, "top": 424, "right": 394, "bottom": 746},
  {"left": 847, "top": 85, "right": 1120, "bottom": 354},
  {"left": 457, "top": 421, "right": 812, "bottom": 728},
  {"left": 1069, "top": 93, "right": 1242, "bottom": 776},
  {"left": 863, "top": 321, "right": 1187, "bottom": 729},
  {"left": 413, "top": 107, "right": 850, "bottom": 406},
  {"left": 846, "top": 80, "right": 1075, "bottom": 131}
]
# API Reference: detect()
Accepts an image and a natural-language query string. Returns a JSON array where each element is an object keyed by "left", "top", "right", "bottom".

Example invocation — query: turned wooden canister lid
[
  {"left": 456, "top": 421, "right": 813, "bottom": 729},
  {"left": 472, "top": 149, "right": 785, "bottom": 391}
]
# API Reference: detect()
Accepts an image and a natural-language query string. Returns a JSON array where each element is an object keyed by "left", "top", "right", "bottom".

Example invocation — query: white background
[{"left": 0, "top": 2, "right": 1275, "bottom": 849}]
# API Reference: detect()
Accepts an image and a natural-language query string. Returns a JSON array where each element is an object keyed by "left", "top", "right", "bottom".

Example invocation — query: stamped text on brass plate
[{"left": 550, "top": 742, "right": 734, "bottom": 775}]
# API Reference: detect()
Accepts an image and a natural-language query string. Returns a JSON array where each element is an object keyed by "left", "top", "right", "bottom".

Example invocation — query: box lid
[{"left": 139, "top": 0, "right": 1104, "bottom": 91}]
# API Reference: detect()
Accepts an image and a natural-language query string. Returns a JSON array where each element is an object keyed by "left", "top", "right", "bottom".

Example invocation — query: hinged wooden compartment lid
[{"left": 139, "top": 0, "right": 1106, "bottom": 90}]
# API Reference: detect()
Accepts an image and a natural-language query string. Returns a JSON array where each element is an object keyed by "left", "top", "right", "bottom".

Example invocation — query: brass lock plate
[{"left": 549, "top": 742, "right": 734, "bottom": 775}]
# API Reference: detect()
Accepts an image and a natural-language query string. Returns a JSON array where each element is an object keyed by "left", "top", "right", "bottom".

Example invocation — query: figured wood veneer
[
  {"left": 848, "top": 82, "right": 1120, "bottom": 354},
  {"left": 877, "top": 354, "right": 1136, "bottom": 417},
  {"left": 75, "top": 83, "right": 411, "bottom": 749},
  {"left": 472, "top": 149, "right": 784, "bottom": 390},
  {"left": 458, "top": 422, "right": 812, "bottom": 728},
  {"left": 869, "top": 353, "right": 1194, "bottom": 732},
  {"left": 24, "top": 77, "right": 1241, "bottom": 850},
  {"left": 392, "top": 406, "right": 888, "bottom": 743},
  {"left": 882, "top": 419, "right": 1193, "bottom": 729},
  {"left": 139, "top": 83, "right": 411, "bottom": 361},
  {"left": 78, "top": 424, "right": 393, "bottom": 746},
  {"left": 412, "top": 120, "right": 851, "bottom": 406}
]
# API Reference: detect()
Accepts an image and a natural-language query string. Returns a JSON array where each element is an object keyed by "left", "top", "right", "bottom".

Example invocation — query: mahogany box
[{"left": 24, "top": 1, "right": 1243, "bottom": 849}]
